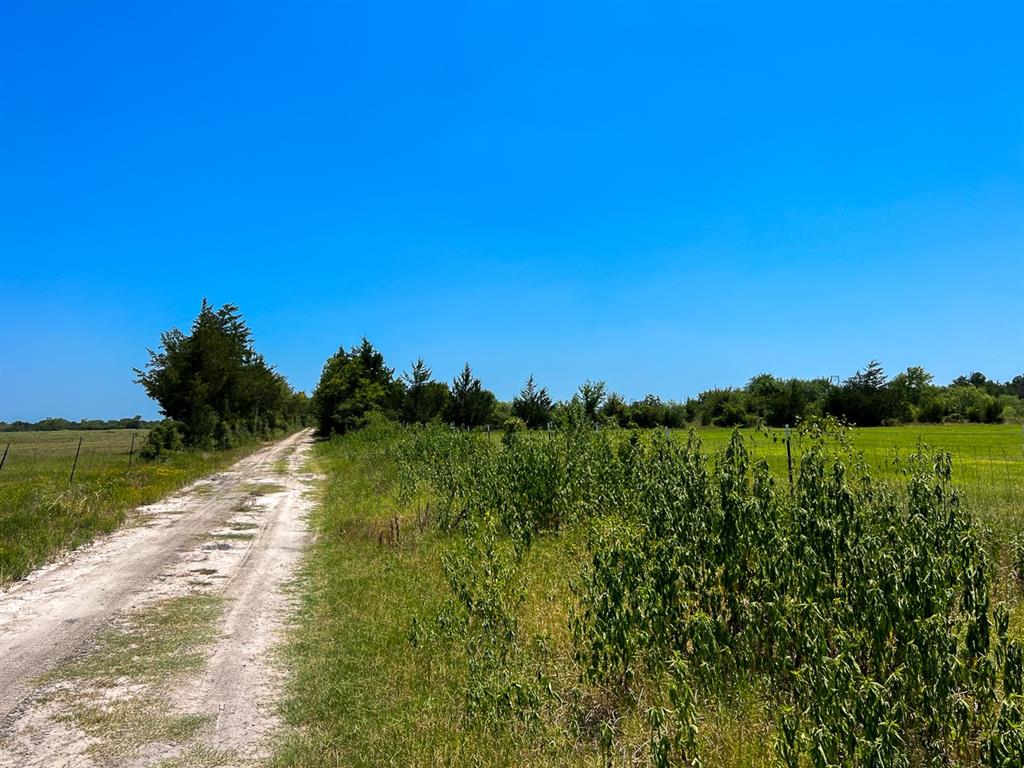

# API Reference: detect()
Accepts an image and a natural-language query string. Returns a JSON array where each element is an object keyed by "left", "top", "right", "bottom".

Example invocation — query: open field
[
  {"left": 4, "top": 422, "right": 1024, "bottom": 765},
  {"left": 0, "top": 430, "right": 274, "bottom": 584},
  {"left": 277, "top": 422, "right": 1024, "bottom": 767},
  {"left": 0, "top": 429, "right": 148, "bottom": 484},
  {"left": 689, "top": 424, "right": 1024, "bottom": 529}
]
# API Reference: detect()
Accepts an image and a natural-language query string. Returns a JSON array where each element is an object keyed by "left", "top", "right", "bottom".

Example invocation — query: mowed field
[{"left": 0, "top": 429, "right": 260, "bottom": 584}]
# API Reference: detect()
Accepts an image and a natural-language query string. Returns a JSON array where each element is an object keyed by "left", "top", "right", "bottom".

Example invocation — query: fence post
[
  {"left": 128, "top": 432, "right": 136, "bottom": 470},
  {"left": 69, "top": 436, "right": 84, "bottom": 487},
  {"left": 1001, "top": 448, "right": 1015, "bottom": 508},
  {"left": 0, "top": 442, "right": 9, "bottom": 472},
  {"left": 785, "top": 424, "right": 793, "bottom": 496}
]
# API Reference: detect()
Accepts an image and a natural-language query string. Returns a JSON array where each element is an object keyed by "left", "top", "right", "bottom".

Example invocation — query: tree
[
  {"left": 311, "top": 338, "right": 403, "bottom": 436},
  {"left": 401, "top": 358, "right": 451, "bottom": 424},
  {"left": 945, "top": 385, "right": 1003, "bottom": 423},
  {"left": 746, "top": 373, "right": 786, "bottom": 426},
  {"left": 826, "top": 360, "right": 893, "bottom": 426},
  {"left": 512, "top": 375, "right": 553, "bottom": 428},
  {"left": 629, "top": 395, "right": 669, "bottom": 428},
  {"left": 135, "top": 300, "right": 297, "bottom": 447},
  {"left": 601, "top": 392, "right": 630, "bottom": 426},
  {"left": 888, "top": 366, "right": 935, "bottom": 421},
  {"left": 445, "top": 363, "right": 496, "bottom": 428},
  {"left": 699, "top": 388, "right": 748, "bottom": 427},
  {"left": 577, "top": 380, "right": 607, "bottom": 422}
]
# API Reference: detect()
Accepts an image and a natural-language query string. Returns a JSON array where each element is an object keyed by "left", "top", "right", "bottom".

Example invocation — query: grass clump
[
  {"left": 208, "top": 531, "right": 257, "bottom": 541},
  {"left": 38, "top": 593, "right": 225, "bottom": 762},
  {"left": 156, "top": 745, "right": 242, "bottom": 767},
  {"left": 53, "top": 594, "right": 223, "bottom": 684},
  {"left": 240, "top": 482, "right": 287, "bottom": 496},
  {"left": 64, "top": 699, "right": 209, "bottom": 759}
]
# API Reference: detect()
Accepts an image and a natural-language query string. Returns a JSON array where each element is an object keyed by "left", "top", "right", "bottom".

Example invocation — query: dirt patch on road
[{"left": 0, "top": 430, "right": 317, "bottom": 767}]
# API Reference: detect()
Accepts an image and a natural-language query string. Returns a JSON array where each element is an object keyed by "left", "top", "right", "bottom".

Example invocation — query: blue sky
[{"left": 2, "top": 2, "right": 1022, "bottom": 420}]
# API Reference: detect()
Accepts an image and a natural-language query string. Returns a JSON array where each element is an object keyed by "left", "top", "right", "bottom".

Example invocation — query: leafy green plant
[{"left": 395, "top": 415, "right": 1024, "bottom": 765}]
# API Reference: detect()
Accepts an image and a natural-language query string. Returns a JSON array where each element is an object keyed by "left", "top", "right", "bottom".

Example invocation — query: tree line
[
  {"left": 683, "top": 363, "right": 1024, "bottom": 428},
  {"left": 130, "top": 302, "right": 1023, "bottom": 450},
  {"left": 311, "top": 340, "right": 1024, "bottom": 436},
  {"left": 0, "top": 416, "right": 161, "bottom": 432}
]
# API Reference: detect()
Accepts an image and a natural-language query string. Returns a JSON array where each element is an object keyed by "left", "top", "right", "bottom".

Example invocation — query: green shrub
[
  {"left": 138, "top": 420, "right": 185, "bottom": 459},
  {"left": 401, "top": 420, "right": 1024, "bottom": 765}
]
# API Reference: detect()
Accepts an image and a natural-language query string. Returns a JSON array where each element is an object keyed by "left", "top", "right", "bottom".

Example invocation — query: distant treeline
[
  {"left": 0, "top": 416, "right": 161, "bottom": 432},
  {"left": 591, "top": 365, "right": 1024, "bottom": 428},
  {"left": 311, "top": 340, "right": 1024, "bottom": 436}
]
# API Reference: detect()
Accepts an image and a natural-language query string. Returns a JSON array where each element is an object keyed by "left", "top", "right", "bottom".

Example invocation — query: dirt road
[{"left": 0, "top": 429, "right": 317, "bottom": 767}]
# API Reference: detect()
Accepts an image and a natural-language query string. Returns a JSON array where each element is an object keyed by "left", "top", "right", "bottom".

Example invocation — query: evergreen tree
[
  {"left": 826, "top": 360, "right": 892, "bottom": 426},
  {"left": 445, "top": 363, "right": 496, "bottom": 428},
  {"left": 512, "top": 374, "right": 553, "bottom": 428},
  {"left": 135, "top": 300, "right": 299, "bottom": 447},
  {"left": 401, "top": 358, "right": 451, "bottom": 424}
]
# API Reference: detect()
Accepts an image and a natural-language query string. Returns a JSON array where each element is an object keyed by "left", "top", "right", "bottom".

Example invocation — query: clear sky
[{"left": 2, "top": 1, "right": 1022, "bottom": 421}]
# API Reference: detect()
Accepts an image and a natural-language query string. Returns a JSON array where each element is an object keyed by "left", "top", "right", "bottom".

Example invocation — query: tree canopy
[
  {"left": 311, "top": 338, "right": 404, "bottom": 436},
  {"left": 134, "top": 300, "right": 305, "bottom": 448},
  {"left": 401, "top": 359, "right": 451, "bottom": 424}
]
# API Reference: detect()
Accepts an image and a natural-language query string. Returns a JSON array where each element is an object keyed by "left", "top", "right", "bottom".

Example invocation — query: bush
[
  {"left": 138, "top": 420, "right": 186, "bottom": 459},
  {"left": 502, "top": 416, "right": 526, "bottom": 443}
]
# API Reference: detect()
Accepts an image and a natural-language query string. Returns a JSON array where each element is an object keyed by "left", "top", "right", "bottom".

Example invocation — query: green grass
[
  {"left": 683, "top": 423, "right": 1024, "bottom": 532},
  {"left": 155, "top": 745, "right": 241, "bottom": 768},
  {"left": 239, "top": 482, "right": 288, "bottom": 495},
  {"left": 207, "top": 531, "right": 256, "bottom": 541},
  {"left": 0, "top": 429, "right": 266, "bottom": 584},
  {"left": 275, "top": 432, "right": 599, "bottom": 767},
  {"left": 276, "top": 423, "right": 1024, "bottom": 767},
  {"left": 65, "top": 700, "right": 209, "bottom": 760},
  {"left": 52, "top": 594, "right": 223, "bottom": 684}
]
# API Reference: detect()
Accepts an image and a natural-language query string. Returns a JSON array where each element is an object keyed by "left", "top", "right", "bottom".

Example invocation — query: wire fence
[
  {"left": 2, "top": 426, "right": 1022, "bottom": 517},
  {"left": 0, "top": 430, "right": 145, "bottom": 487},
  {"left": 728, "top": 432, "right": 1024, "bottom": 524}
]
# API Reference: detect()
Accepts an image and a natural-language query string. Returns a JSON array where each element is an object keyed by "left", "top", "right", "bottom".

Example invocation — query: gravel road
[{"left": 0, "top": 429, "right": 317, "bottom": 766}]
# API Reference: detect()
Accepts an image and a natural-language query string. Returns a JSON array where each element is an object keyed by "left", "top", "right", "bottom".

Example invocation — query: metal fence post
[
  {"left": 785, "top": 424, "right": 793, "bottom": 496},
  {"left": 69, "top": 436, "right": 83, "bottom": 487}
]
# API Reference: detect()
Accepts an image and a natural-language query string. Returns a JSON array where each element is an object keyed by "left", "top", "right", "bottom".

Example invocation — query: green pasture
[
  {"left": 0, "top": 429, "right": 147, "bottom": 484},
  {"left": 683, "top": 423, "right": 1024, "bottom": 529}
]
